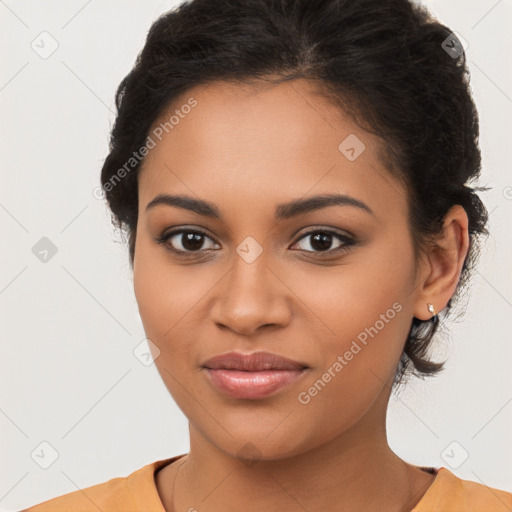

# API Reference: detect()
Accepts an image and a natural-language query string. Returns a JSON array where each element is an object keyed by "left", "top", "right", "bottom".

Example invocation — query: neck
[{"left": 167, "top": 398, "right": 434, "bottom": 512}]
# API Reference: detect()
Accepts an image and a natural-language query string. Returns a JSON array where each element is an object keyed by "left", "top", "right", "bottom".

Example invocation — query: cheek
[
  {"left": 133, "top": 243, "right": 205, "bottom": 416},
  {"left": 132, "top": 235, "right": 223, "bottom": 399},
  {"left": 133, "top": 235, "right": 205, "bottom": 341},
  {"left": 290, "top": 306, "right": 411, "bottom": 446},
  {"left": 292, "top": 238, "right": 414, "bottom": 410},
  {"left": 291, "top": 235, "right": 414, "bottom": 345}
]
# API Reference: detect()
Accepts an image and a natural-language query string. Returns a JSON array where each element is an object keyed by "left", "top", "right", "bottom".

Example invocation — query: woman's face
[{"left": 133, "top": 79, "right": 423, "bottom": 460}]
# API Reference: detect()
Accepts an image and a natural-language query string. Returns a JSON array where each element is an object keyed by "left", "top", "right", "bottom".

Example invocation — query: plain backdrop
[{"left": 1, "top": 0, "right": 511, "bottom": 510}]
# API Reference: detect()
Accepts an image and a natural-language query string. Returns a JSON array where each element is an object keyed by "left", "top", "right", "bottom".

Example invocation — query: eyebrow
[{"left": 145, "top": 193, "right": 374, "bottom": 219}]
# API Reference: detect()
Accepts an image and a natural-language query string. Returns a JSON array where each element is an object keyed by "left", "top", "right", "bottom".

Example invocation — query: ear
[{"left": 413, "top": 205, "right": 470, "bottom": 320}]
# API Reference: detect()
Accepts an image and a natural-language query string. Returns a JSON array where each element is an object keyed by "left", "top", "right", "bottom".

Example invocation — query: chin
[{"left": 194, "top": 412, "right": 323, "bottom": 462}]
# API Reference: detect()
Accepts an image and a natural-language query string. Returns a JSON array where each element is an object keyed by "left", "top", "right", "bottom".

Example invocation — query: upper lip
[{"left": 202, "top": 351, "right": 308, "bottom": 371}]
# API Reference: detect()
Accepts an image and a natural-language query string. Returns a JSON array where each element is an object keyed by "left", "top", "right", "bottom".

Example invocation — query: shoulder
[
  {"left": 456, "top": 473, "right": 512, "bottom": 511},
  {"left": 20, "top": 457, "right": 178, "bottom": 512},
  {"left": 416, "top": 467, "right": 512, "bottom": 512},
  {"left": 20, "top": 474, "right": 133, "bottom": 512}
]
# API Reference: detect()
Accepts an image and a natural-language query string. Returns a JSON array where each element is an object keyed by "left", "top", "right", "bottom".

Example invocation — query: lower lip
[{"left": 204, "top": 368, "right": 307, "bottom": 399}]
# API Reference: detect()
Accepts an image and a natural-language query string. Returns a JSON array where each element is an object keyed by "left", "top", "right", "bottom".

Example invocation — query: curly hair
[{"left": 100, "top": 0, "right": 488, "bottom": 389}]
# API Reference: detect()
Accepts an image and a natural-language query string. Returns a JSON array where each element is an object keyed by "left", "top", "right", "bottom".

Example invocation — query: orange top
[{"left": 22, "top": 454, "right": 512, "bottom": 512}]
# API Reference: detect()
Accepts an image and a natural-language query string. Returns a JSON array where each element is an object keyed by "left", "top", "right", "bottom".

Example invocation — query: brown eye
[
  {"left": 156, "top": 229, "right": 219, "bottom": 254},
  {"left": 291, "top": 229, "right": 355, "bottom": 255}
]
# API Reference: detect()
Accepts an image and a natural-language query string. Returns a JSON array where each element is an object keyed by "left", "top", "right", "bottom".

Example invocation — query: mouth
[{"left": 202, "top": 351, "right": 309, "bottom": 400}]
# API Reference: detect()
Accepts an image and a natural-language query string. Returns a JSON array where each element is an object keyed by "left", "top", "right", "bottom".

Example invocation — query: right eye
[{"left": 155, "top": 228, "right": 220, "bottom": 254}]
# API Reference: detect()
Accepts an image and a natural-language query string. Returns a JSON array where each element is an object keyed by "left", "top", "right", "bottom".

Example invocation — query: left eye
[{"left": 291, "top": 230, "right": 354, "bottom": 254}]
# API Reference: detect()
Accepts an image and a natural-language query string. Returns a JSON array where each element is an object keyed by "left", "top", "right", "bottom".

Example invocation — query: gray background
[{"left": 1, "top": 0, "right": 511, "bottom": 510}]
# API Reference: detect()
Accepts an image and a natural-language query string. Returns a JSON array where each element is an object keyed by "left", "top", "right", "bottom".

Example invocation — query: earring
[{"left": 427, "top": 303, "right": 436, "bottom": 317}]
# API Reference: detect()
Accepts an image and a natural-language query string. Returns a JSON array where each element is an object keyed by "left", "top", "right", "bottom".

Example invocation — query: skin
[{"left": 133, "top": 78, "right": 469, "bottom": 512}]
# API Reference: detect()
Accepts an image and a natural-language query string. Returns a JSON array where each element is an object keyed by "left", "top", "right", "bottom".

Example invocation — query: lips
[
  {"left": 202, "top": 351, "right": 309, "bottom": 399},
  {"left": 202, "top": 351, "right": 308, "bottom": 371}
]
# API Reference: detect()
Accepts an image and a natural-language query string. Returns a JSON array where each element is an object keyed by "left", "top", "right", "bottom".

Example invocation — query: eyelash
[{"left": 154, "top": 227, "right": 356, "bottom": 258}]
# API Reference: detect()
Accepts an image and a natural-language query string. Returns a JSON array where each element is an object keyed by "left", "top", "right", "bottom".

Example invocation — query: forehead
[{"left": 138, "top": 79, "right": 407, "bottom": 220}]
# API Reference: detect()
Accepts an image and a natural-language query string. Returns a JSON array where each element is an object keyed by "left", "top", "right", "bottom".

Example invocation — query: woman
[{"left": 23, "top": 0, "right": 512, "bottom": 510}]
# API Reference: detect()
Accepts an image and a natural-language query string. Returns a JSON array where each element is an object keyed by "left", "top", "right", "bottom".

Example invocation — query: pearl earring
[{"left": 427, "top": 303, "right": 436, "bottom": 317}]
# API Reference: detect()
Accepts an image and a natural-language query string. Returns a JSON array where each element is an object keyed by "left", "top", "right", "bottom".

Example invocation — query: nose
[{"left": 210, "top": 251, "right": 292, "bottom": 337}]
